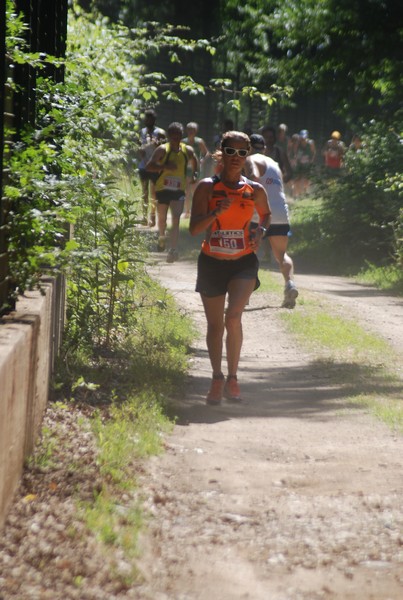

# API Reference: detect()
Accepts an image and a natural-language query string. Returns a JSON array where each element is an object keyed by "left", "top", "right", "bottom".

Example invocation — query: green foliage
[
  {"left": 56, "top": 271, "right": 195, "bottom": 405},
  {"left": 209, "top": 1, "right": 292, "bottom": 123},
  {"left": 88, "top": 0, "right": 221, "bottom": 38},
  {"left": 64, "top": 173, "right": 148, "bottom": 347},
  {"left": 289, "top": 116, "right": 403, "bottom": 278},
  {"left": 76, "top": 1, "right": 402, "bottom": 124},
  {"left": 26, "top": 425, "right": 59, "bottom": 469},
  {"left": 5, "top": 6, "right": 145, "bottom": 329},
  {"left": 6, "top": 4, "right": 209, "bottom": 338},
  {"left": 4, "top": 7, "right": 69, "bottom": 299},
  {"left": 216, "top": 0, "right": 402, "bottom": 121},
  {"left": 357, "top": 264, "right": 403, "bottom": 295},
  {"left": 284, "top": 0, "right": 403, "bottom": 117},
  {"left": 314, "top": 118, "right": 403, "bottom": 266}
]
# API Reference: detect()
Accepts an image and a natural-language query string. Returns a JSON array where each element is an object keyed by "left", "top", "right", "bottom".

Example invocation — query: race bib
[
  {"left": 163, "top": 176, "right": 181, "bottom": 190},
  {"left": 209, "top": 230, "right": 245, "bottom": 255}
]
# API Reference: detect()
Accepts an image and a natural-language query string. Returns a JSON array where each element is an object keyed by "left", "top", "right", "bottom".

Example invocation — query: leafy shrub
[
  {"left": 4, "top": 5, "right": 146, "bottom": 336},
  {"left": 4, "top": 4, "right": 218, "bottom": 340},
  {"left": 313, "top": 117, "right": 403, "bottom": 269}
]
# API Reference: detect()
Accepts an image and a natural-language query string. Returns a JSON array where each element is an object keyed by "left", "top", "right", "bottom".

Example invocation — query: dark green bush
[{"left": 314, "top": 117, "right": 403, "bottom": 268}]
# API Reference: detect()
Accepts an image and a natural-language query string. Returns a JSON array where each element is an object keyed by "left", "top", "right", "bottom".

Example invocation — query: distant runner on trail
[
  {"left": 322, "top": 130, "right": 346, "bottom": 173},
  {"left": 245, "top": 133, "right": 299, "bottom": 309},
  {"left": 182, "top": 121, "right": 210, "bottom": 218},
  {"left": 189, "top": 130, "right": 271, "bottom": 405},
  {"left": 137, "top": 108, "right": 166, "bottom": 227},
  {"left": 146, "top": 122, "right": 197, "bottom": 263}
]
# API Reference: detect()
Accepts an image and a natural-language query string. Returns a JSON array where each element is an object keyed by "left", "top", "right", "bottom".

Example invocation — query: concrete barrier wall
[{"left": 0, "top": 276, "right": 64, "bottom": 529}]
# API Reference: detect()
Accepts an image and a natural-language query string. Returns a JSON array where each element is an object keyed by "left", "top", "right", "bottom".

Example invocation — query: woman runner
[{"left": 189, "top": 131, "right": 271, "bottom": 405}]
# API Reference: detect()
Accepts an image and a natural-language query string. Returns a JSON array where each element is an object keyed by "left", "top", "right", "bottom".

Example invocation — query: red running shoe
[
  {"left": 206, "top": 374, "right": 224, "bottom": 405},
  {"left": 224, "top": 375, "right": 242, "bottom": 402}
]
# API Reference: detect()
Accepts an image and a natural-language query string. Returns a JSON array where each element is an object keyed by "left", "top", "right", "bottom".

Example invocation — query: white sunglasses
[{"left": 222, "top": 146, "right": 249, "bottom": 157}]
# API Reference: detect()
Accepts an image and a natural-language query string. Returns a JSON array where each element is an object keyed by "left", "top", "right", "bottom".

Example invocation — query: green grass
[
  {"left": 83, "top": 490, "right": 144, "bottom": 585},
  {"left": 82, "top": 391, "right": 174, "bottom": 579},
  {"left": 280, "top": 297, "right": 394, "bottom": 363},
  {"left": 26, "top": 425, "right": 59, "bottom": 469},
  {"left": 76, "top": 279, "right": 194, "bottom": 573},
  {"left": 81, "top": 391, "right": 173, "bottom": 577},
  {"left": 92, "top": 393, "right": 172, "bottom": 487},
  {"left": 285, "top": 196, "right": 333, "bottom": 272},
  {"left": 258, "top": 268, "right": 284, "bottom": 295},
  {"left": 354, "top": 393, "right": 403, "bottom": 431},
  {"left": 259, "top": 270, "right": 390, "bottom": 359},
  {"left": 259, "top": 271, "right": 403, "bottom": 431},
  {"left": 355, "top": 262, "right": 403, "bottom": 294},
  {"left": 51, "top": 272, "right": 196, "bottom": 585},
  {"left": 287, "top": 196, "right": 323, "bottom": 250},
  {"left": 260, "top": 196, "right": 402, "bottom": 431}
]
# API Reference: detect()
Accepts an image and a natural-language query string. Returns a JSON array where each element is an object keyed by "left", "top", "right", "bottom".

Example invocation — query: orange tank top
[{"left": 201, "top": 176, "right": 256, "bottom": 259}]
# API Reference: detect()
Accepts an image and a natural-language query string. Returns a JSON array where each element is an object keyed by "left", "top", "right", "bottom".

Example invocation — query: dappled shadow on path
[{"left": 167, "top": 358, "right": 402, "bottom": 426}]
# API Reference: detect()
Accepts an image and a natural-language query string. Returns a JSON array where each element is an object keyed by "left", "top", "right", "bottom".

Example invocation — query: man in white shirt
[{"left": 245, "top": 134, "right": 298, "bottom": 308}]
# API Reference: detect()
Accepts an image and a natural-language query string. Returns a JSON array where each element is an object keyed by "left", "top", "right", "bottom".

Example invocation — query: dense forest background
[{"left": 76, "top": 0, "right": 402, "bottom": 151}]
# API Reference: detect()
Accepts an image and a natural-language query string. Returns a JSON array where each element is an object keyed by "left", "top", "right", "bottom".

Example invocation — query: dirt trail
[{"left": 137, "top": 256, "right": 403, "bottom": 600}]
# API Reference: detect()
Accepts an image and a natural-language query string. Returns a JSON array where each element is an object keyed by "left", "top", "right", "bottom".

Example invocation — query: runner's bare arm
[
  {"left": 187, "top": 146, "right": 199, "bottom": 179},
  {"left": 200, "top": 138, "right": 209, "bottom": 159},
  {"left": 253, "top": 182, "right": 271, "bottom": 230},
  {"left": 248, "top": 183, "right": 271, "bottom": 250},
  {"left": 244, "top": 156, "right": 260, "bottom": 180},
  {"left": 281, "top": 148, "right": 292, "bottom": 183},
  {"left": 145, "top": 146, "right": 166, "bottom": 172}
]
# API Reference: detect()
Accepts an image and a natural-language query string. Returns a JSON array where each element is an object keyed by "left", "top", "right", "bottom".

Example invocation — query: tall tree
[{"left": 218, "top": 0, "right": 402, "bottom": 120}]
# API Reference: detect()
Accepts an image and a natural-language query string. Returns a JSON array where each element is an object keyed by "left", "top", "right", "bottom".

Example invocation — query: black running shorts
[
  {"left": 196, "top": 252, "right": 260, "bottom": 297},
  {"left": 265, "top": 224, "right": 291, "bottom": 237},
  {"left": 156, "top": 190, "right": 185, "bottom": 205}
]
